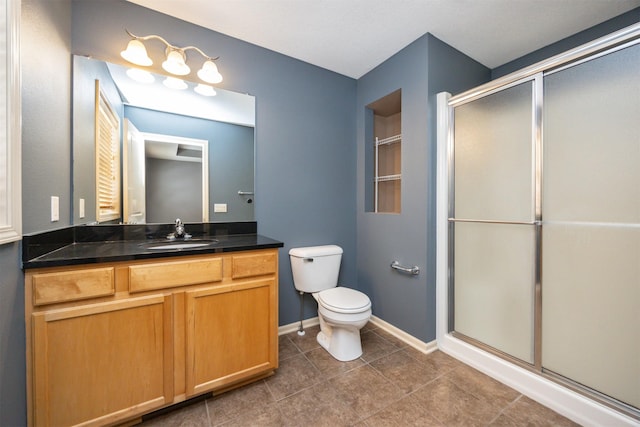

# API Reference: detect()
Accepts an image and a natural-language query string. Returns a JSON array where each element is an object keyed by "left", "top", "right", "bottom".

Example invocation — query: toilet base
[
  {"left": 316, "top": 324, "right": 364, "bottom": 362},
  {"left": 310, "top": 289, "right": 371, "bottom": 362},
  {"left": 316, "top": 330, "right": 331, "bottom": 352}
]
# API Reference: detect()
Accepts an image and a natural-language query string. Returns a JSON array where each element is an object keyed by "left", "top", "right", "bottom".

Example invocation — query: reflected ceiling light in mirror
[
  {"left": 194, "top": 83, "right": 217, "bottom": 97},
  {"left": 163, "top": 76, "right": 188, "bottom": 90},
  {"left": 122, "top": 29, "right": 223, "bottom": 85},
  {"left": 126, "top": 67, "right": 155, "bottom": 84}
]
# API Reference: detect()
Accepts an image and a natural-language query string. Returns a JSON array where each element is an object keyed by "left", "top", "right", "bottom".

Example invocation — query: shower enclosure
[{"left": 438, "top": 24, "right": 639, "bottom": 421}]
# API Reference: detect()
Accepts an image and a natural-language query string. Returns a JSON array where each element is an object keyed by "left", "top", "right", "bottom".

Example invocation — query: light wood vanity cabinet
[
  {"left": 25, "top": 249, "right": 279, "bottom": 427},
  {"left": 185, "top": 278, "right": 275, "bottom": 396},
  {"left": 30, "top": 295, "right": 174, "bottom": 427}
]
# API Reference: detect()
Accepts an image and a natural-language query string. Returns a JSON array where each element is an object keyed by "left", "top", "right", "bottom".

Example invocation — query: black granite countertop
[{"left": 22, "top": 222, "right": 283, "bottom": 269}]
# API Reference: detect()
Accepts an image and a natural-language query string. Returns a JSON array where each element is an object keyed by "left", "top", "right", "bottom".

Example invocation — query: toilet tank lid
[{"left": 289, "top": 245, "right": 343, "bottom": 258}]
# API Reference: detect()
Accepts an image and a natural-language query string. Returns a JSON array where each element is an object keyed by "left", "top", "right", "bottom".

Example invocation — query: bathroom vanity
[{"left": 22, "top": 222, "right": 282, "bottom": 426}]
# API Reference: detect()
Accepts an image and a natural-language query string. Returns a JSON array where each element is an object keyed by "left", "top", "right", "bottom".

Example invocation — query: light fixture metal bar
[
  {"left": 182, "top": 45, "right": 219, "bottom": 61},
  {"left": 125, "top": 29, "right": 219, "bottom": 61}
]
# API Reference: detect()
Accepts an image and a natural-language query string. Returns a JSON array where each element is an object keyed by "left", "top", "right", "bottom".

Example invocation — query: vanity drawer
[
  {"left": 231, "top": 252, "right": 277, "bottom": 279},
  {"left": 32, "top": 267, "right": 115, "bottom": 306},
  {"left": 129, "top": 257, "right": 223, "bottom": 292}
]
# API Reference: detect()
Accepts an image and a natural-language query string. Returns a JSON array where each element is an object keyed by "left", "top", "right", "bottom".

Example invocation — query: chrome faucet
[
  {"left": 167, "top": 218, "right": 191, "bottom": 240},
  {"left": 175, "top": 218, "right": 185, "bottom": 237}
]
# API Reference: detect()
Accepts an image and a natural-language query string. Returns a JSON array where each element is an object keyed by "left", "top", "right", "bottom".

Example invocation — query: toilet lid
[{"left": 318, "top": 287, "right": 371, "bottom": 314}]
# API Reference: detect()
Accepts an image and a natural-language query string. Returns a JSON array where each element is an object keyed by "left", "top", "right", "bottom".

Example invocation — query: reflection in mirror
[
  {"left": 72, "top": 55, "right": 255, "bottom": 225},
  {"left": 124, "top": 122, "right": 209, "bottom": 224}
]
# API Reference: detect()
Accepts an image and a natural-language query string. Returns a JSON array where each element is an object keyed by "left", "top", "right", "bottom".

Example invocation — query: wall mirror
[{"left": 72, "top": 55, "right": 256, "bottom": 225}]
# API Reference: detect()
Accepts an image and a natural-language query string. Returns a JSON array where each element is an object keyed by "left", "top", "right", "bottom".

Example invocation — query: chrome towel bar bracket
[{"left": 391, "top": 261, "right": 420, "bottom": 275}]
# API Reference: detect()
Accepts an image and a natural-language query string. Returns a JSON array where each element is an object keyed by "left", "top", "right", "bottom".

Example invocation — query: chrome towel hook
[{"left": 391, "top": 261, "right": 420, "bottom": 275}]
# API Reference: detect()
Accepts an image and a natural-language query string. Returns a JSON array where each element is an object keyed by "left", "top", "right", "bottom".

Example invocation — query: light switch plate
[
  {"left": 214, "top": 203, "right": 227, "bottom": 213},
  {"left": 51, "top": 196, "right": 59, "bottom": 222}
]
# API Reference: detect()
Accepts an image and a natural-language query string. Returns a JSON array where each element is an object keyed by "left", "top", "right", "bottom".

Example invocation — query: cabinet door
[
  {"left": 185, "top": 279, "right": 277, "bottom": 396},
  {"left": 32, "top": 295, "right": 173, "bottom": 426}
]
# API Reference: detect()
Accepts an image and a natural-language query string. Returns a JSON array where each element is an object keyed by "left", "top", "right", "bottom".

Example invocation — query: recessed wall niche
[{"left": 366, "top": 89, "right": 401, "bottom": 213}]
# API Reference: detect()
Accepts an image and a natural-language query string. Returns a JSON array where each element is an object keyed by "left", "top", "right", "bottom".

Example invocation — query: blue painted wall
[
  {"left": 0, "top": 242, "right": 25, "bottom": 426},
  {"left": 22, "top": 0, "right": 72, "bottom": 232},
  {"left": 355, "top": 34, "right": 490, "bottom": 342},
  {"left": 356, "top": 36, "right": 431, "bottom": 341}
]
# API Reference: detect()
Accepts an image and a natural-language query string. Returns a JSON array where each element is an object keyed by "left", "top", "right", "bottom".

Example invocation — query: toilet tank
[{"left": 289, "top": 245, "right": 343, "bottom": 293}]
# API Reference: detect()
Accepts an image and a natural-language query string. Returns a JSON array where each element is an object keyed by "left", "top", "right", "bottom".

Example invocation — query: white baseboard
[
  {"left": 369, "top": 315, "right": 438, "bottom": 355},
  {"left": 278, "top": 315, "right": 437, "bottom": 356}
]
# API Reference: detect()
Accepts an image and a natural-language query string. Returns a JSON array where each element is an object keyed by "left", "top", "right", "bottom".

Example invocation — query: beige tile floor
[{"left": 140, "top": 323, "right": 580, "bottom": 426}]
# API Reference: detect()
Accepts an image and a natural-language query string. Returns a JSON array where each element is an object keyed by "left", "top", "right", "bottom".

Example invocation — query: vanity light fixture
[
  {"left": 121, "top": 29, "right": 223, "bottom": 84},
  {"left": 197, "top": 60, "right": 223, "bottom": 84},
  {"left": 120, "top": 38, "right": 152, "bottom": 66},
  {"left": 162, "top": 48, "right": 190, "bottom": 76}
]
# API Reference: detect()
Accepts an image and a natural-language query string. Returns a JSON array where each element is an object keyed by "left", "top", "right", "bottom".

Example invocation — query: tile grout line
[{"left": 486, "top": 393, "right": 524, "bottom": 426}]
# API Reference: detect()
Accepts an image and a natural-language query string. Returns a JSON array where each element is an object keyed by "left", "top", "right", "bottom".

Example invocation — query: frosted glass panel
[
  {"left": 450, "top": 39, "right": 639, "bottom": 411},
  {"left": 454, "top": 222, "right": 535, "bottom": 363},
  {"left": 454, "top": 82, "right": 534, "bottom": 222},
  {"left": 542, "top": 224, "right": 640, "bottom": 408},
  {"left": 544, "top": 44, "right": 640, "bottom": 223}
]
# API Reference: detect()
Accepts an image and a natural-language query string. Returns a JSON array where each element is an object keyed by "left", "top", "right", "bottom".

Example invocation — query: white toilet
[{"left": 289, "top": 245, "right": 372, "bottom": 361}]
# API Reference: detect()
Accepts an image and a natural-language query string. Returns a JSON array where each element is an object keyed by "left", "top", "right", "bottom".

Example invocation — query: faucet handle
[{"left": 174, "top": 218, "right": 185, "bottom": 238}]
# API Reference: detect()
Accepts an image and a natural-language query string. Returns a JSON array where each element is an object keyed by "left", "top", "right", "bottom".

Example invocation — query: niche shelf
[{"left": 369, "top": 90, "right": 401, "bottom": 213}]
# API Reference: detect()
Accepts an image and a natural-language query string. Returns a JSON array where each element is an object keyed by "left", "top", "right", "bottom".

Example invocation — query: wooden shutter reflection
[{"left": 95, "top": 80, "right": 121, "bottom": 222}]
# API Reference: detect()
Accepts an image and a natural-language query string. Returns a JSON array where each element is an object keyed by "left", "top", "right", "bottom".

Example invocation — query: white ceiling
[{"left": 128, "top": 0, "right": 640, "bottom": 78}]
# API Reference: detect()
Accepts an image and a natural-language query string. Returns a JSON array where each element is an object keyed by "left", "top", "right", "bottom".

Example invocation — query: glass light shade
[
  {"left": 194, "top": 83, "right": 217, "bottom": 97},
  {"left": 162, "top": 49, "right": 190, "bottom": 76},
  {"left": 163, "top": 76, "right": 188, "bottom": 90},
  {"left": 126, "top": 68, "right": 155, "bottom": 84},
  {"left": 197, "top": 60, "right": 223, "bottom": 84},
  {"left": 120, "top": 39, "right": 153, "bottom": 66}
]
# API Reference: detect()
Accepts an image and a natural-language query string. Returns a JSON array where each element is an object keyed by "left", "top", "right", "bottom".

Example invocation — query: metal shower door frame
[{"left": 440, "top": 22, "right": 640, "bottom": 418}]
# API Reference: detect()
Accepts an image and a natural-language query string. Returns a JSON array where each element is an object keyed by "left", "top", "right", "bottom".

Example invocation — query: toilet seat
[{"left": 318, "top": 287, "right": 371, "bottom": 314}]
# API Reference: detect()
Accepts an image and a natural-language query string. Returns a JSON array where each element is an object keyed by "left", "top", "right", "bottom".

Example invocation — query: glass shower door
[
  {"left": 446, "top": 32, "right": 640, "bottom": 415},
  {"left": 451, "top": 80, "right": 537, "bottom": 364},
  {"left": 541, "top": 43, "right": 640, "bottom": 409}
]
